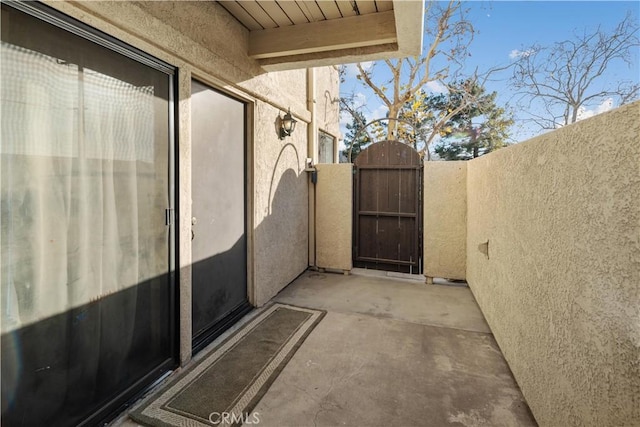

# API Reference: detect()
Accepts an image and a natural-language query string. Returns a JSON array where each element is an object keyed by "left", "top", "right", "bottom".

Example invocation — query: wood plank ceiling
[
  {"left": 214, "top": 0, "right": 425, "bottom": 71},
  {"left": 218, "top": 1, "right": 393, "bottom": 31}
]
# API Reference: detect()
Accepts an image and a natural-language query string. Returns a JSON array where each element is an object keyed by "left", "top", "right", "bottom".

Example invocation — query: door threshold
[{"left": 192, "top": 301, "right": 253, "bottom": 355}]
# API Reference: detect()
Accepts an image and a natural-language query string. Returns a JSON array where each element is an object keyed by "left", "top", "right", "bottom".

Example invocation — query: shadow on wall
[
  {"left": 267, "top": 142, "right": 301, "bottom": 215},
  {"left": 322, "top": 89, "right": 339, "bottom": 124},
  {"left": 1, "top": 158, "right": 309, "bottom": 426},
  {"left": 189, "top": 149, "right": 309, "bottom": 341},
  {"left": 253, "top": 139, "right": 309, "bottom": 306}
]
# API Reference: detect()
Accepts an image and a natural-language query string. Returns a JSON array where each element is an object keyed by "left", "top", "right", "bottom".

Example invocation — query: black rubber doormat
[{"left": 131, "top": 303, "right": 325, "bottom": 427}]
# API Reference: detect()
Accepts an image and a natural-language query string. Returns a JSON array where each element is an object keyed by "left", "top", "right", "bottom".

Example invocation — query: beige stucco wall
[
  {"left": 45, "top": 1, "right": 338, "bottom": 361},
  {"left": 253, "top": 102, "right": 309, "bottom": 306},
  {"left": 315, "top": 164, "right": 353, "bottom": 272},
  {"left": 305, "top": 66, "right": 341, "bottom": 267},
  {"left": 423, "top": 162, "right": 467, "bottom": 280},
  {"left": 314, "top": 66, "right": 341, "bottom": 143},
  {"left": 466, "top": 102, "right": 640, "bottom": 426}
]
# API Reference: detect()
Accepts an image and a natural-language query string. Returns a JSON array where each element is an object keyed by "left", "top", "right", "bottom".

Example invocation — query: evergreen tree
[
  {"left": 353, "top": 1, "right": 474, "bottom": 147},
  {"left": 429, "top": 80, "right": 513, "bottom": 160},
  {"left": 341, "top": 110, "right": 371, "bottom": 163}
]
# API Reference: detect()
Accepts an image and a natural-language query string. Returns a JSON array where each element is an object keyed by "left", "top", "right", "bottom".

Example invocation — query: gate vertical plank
[{"left": 354, "top": 140, "right": 422, "bottom": 273}]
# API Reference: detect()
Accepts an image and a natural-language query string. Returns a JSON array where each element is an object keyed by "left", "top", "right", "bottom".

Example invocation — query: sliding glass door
[{"left": 1, "top": 4, "right": 176, "bottom": 425}]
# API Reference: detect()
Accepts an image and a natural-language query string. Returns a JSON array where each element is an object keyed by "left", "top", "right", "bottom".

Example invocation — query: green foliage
[
  {"left": 341, "top": 110, "right": 371, "bottom": 162},
  {"left": 349, "top": 1, "right": 475, "bottom": 156},
  {"left": 424, "top": 80, "right": 513, "bottom": 160},
  {"left": 343, "top": 2, "right": 514, "bottom": 160},
  {"left": 395, "top": 90, "right": 435, "bottom": 153}
]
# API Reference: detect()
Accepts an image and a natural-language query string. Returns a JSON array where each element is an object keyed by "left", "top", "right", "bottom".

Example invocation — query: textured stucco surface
[
  {"left": 252, "top": 102, "right": 309, "bottom": 306},
  {"left": 314, "top": 66, "right": 341, "bottom": 140},
  {"left": 305, "top": 67, "right": 341, "bottom": 266},
  {"left": 423, "top": 162, "right": 467, "bottom": 280},
  {"left": 57, "top": 1, "right": 311, "bottom": 117},
  {"left": 45, "top": 2, "right": 338, "bottom": 355},
  {"left": 177, "top": 69, "right": 193, "bottom": 365},
  {"left": 466, "top": 102, "right": 640, "bottom": 427},
  {"left": 315, "top": 164, "right": 353, "bottom": 272}
]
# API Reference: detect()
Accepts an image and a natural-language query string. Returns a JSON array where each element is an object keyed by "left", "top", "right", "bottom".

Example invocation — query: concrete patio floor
[{"left": 118, "top": 269, "right": 537, "bottom": 427}]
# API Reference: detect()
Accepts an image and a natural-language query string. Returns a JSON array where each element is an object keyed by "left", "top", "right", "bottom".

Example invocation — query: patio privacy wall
[
  {"left": 315, "top": 164, "right": 353, "bottom": 272},
  {"left": 423, "top": 162, "right": 467, "bottom": 280},
  {"left": 466, "top": 101, "right": 640, "bottom": 426},
  {"left": 47, "top": 1, "right": 340, "bottom": 362}
]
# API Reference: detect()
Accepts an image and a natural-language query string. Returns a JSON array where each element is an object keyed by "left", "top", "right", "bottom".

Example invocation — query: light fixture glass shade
[{"left": 280, "top": 108, "right": 297, "bottom": 138}]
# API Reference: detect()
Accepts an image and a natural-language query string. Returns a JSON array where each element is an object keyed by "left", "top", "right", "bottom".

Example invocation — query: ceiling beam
[
  {"left": 248, "top": 10, "right": 397, "bottom": 59},
  {"left": 257, "top": 43, "right": 399, "bottom": 72},
  {"left": 394, "top": 0, "right": 424, "bottom": 57}
]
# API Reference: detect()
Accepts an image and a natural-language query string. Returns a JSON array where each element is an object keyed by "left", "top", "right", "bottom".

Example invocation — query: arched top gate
[{"left": 353, "top": 140, "right": 423, "bottom": 273}]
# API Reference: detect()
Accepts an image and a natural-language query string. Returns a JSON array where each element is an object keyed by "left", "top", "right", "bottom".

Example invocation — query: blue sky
[{"left": 339, "top": 1, "right": 640, "bottom": 148}]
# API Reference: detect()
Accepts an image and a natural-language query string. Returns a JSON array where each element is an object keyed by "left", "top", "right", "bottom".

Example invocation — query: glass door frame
[{"left": 2, "top": 2, "right": 180, "bottom": 425}]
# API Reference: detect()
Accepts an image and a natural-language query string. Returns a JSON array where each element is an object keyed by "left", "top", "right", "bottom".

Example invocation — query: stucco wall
[
  {"left": 44, "top": 1, "right": 339, "bottom": 358},
  {"left": 466, "top": 102, "right": 640, "bottom": 426},
  {"left": 253, "top": 102, "right": 309, "bottom": 306},
  {"left": 315, "top": 164, "right": 353, "bottom": 272},
  {"left": 314, "top": 66, "right": 341, "bottom": 139},
  {"left": 423, "top": 162, "right": 467, "bottom": 280},
  {"left": 57, "top": 1, "right": 311, "bottom": 116}
]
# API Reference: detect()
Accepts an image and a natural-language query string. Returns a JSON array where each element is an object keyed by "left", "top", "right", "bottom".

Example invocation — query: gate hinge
[{"left": 165, "top": 208, "right": 175, "bottom": 226}]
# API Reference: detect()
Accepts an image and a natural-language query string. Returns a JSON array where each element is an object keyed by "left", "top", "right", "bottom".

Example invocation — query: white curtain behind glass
[{"left": 1, "top": 41, "right": 155, "bottom": 333}]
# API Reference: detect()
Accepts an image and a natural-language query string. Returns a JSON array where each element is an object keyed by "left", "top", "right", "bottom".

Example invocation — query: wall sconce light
[{"left": 279, "top": 108, "right": 297, "bottom": 139}]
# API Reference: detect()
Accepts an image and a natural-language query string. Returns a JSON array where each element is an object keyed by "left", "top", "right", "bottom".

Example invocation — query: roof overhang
[{"left": 218, "top": 1, "right": 424, "bottom": 71}]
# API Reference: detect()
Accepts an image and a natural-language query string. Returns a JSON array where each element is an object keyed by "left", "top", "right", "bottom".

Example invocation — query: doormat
[{"left": 130, "top": 303, "right": 325, "bottom": 427}]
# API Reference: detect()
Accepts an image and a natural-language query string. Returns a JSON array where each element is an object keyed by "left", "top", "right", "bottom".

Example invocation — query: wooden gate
[{"left": 354, "top": 140, "right": 422, "bottom": 273}]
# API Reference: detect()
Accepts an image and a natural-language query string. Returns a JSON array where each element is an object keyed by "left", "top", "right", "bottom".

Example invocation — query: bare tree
[
  {"left": 353, "top": 0, "right": 474, "bottom": 143},
  {"left": 510, "top": 12, "right": 639, "bottom": 130}
]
